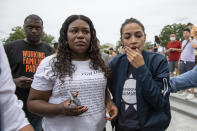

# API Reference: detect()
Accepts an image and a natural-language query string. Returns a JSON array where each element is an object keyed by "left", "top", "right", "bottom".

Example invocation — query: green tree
[
  {"left": 115, "top": 40, "right": 122, "bottom": 53},
  {"left": 41, "top": 32, "right": 55, "bottom": 45},
  {"left": 3, "top": 26, "right": 55, "bottom": 46},
  {"left": 3, "top": 26, "right": 25, "bottom": 44},
  {"left": 100, "top": 43, "right": 113, "bottom": 52},
  {"left": 144, "top": 41, "right": 153, "bottom": 49},
  {"left": 159, "top": 23, "right": 187, "bottom": 47}
]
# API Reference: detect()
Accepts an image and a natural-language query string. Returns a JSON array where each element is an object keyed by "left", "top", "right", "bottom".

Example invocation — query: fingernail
[
  {"left": 84, "top": 108, "right": 88, "bottom": 111},
  {"left": 82, "top": 106, "right": 87, "bottom": 109},
  {"left": 105, "top": 117, "right": 111, "bottom": 120}
]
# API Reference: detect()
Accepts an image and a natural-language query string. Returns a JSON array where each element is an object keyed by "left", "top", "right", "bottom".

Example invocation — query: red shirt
[{"left": 166, "top": 40, "right": 181, "bottom": 61}]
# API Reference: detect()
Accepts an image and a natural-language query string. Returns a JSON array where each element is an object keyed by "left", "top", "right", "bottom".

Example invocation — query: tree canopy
[{"left": 159, "top": 23, "right": 187, "bottom": 47}]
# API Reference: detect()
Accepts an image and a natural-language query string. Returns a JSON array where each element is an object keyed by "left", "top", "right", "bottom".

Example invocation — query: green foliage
[
  {"left": 100, "top": 43, "right": 111, "bottom": 51},
  {"left": 3, "top": 26, "right": 55, "bottom": 46},
  {"left": 41, "top": 32, "right": 55, "bottom": 46},
  {"left": 115, "top": 40, "right": 122, "bottom": 53},
  {"left": 144, "top": 41, "right": 153, "bottom": 49},
  {"left": 3, "top": 26, "right": 25, "bottom": 44},
  {"left": 159, "top": 23, "right": 187, "bottom": 47}
]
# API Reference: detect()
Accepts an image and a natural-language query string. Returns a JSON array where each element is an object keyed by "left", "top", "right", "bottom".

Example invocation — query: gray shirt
[
  {"left": 180, "top": 40, "right": 197, "bottom": 62},
  {"left": 101, "top": 52, "right": 110, "bottom": 66}
]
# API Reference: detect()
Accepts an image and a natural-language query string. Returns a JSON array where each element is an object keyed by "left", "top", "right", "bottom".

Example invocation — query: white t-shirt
[
  {"left": 31, "top": 55, "right": 107, "bottom": 131},
  {"left": 0, "top": 42, "right": 29, "bottom": 131},
  {"left": 158, "top": 46, "right": 166, "bottom": 55}
]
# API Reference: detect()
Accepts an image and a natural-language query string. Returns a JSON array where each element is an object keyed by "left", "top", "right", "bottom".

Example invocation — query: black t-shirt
[
  {"left": 4, "top": 40, "right": 54, "bottom": 120},
  {"left": 116, "top": 64, "right": 140, "bottom": 131}
]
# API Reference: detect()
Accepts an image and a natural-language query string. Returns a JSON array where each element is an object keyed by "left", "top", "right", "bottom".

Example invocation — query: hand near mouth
[{"left": 125, "top": 46, "right": 145, "bottom": 68}]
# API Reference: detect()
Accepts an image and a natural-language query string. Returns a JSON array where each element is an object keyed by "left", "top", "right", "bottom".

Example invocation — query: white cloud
[{"left": 0, "top": 0, "right": 196, "bottom": 45}]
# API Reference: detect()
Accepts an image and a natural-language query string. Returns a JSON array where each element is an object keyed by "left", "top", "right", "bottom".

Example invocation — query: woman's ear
[
  {"left": 120, "top": 37, "right": 124, "bottom": 46},
  {"left": 144, "top": 33, "right": 146, "bottom": 42}
]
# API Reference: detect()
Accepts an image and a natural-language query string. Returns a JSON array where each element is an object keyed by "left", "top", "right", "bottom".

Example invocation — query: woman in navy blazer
[{"left": 109, "top": 18, "right": 171, "bottom": 131}]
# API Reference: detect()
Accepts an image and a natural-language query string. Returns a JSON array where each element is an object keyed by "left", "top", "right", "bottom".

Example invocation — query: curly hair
[{"left": 52, "top": 15, "right": 111, "bottom": 86}]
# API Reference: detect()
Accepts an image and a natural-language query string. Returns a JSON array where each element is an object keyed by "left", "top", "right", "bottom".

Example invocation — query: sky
[{"left": 0, "top": 0, "right": 197, "bottom": 46}]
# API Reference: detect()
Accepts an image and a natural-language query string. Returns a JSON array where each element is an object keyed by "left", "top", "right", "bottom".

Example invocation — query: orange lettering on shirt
[{"left": 23, "top": 51, "right": 46, "bottom": 73}]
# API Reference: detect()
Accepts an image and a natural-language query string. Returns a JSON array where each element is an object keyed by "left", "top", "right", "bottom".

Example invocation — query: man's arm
[
  {"left": 170, "top": 65, "right": 197, "bottom": 92},
  {"left": 171, "top": 48, "right": 182, "bottom": 52},
  {"left": 166, "top": 48, "right": 172, "bottom": 53}
]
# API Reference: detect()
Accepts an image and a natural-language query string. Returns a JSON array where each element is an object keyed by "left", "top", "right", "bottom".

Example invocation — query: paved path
[
  {"left": 106, "top": 110, "right": 197, "bottom": 131},
  {"left": 167, "top": 110, "right": 197, "bottom": 131}
]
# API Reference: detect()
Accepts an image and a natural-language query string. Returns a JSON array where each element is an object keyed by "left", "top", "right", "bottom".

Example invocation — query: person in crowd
[
  {"left": 27, "top": 15, "right": 118, "bottom": 131},
  {"left": 166, "top": 33, "right": 182, "bottom": 77},
  {"left": 146, "top": 44, "right": 153, "bottom": 52},
  {"left": 109, "top": 17, "right": 171, "bottom": 131},
  {"left": 0, "top": 42, "right": 34, "bottom": 131},
  {"left": 97, "top": 38, "right": 110, "bottom": 66},
  {"left": 157, "top": 43, "right": 166, "bottom": 55},
  {"left": 153, "top": 36, "right": 160, "bottom": 52},
  {"left": 118, "top": 46, "right": 126, "bottom": 54},
  {"left": 187, "top": 22, "right": 197, "bottom": 38},
  {"left": 155, "top": 37, "right": 166, "bottom": 55},
  {"left": 179, "top": 28, "right": 197, "bottom": 99},
  {"left": 191, "top": 29, "right": 197, "bottom": 64},
  {"left": 170, "top": 29, "right": 197, "bottom": 92},
  {"left": 109, "top": 48, "right": 117, "bottom": 61},
  {"left": 4, "top": 14, "right": 54, "bottom": 131},
  {"left": 104, "top": 50, "right": 110, "bottom": 55},
  {"left": 170, "top": 27, "right": 197, "bottom": 93}
]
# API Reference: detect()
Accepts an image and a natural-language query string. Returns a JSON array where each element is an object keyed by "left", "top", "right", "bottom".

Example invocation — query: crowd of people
[
  {"left": 0, "top": 14, "right": 196, "bottom": 131},
  {"left": 145, "top": 23, "right": 197, "bottom": 100}
]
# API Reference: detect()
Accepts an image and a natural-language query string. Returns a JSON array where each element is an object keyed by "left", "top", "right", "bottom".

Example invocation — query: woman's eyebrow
[
  {"left": 124, "top": 32, "right": 130, "bottom": 35},
  {"left": 135, "top": 31, "right": 143, "bottom": 35}
]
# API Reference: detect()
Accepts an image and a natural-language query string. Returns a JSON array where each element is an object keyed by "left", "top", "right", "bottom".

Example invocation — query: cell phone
[{"left": 68, "top": 90, "right": 81, "bottom": 106}]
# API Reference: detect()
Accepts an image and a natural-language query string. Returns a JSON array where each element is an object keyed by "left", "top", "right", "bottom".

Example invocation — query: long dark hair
[
  {"left": 154, "top": 36, "right": 161, "bottom": 44},
  {"left": 52, "top": 15, "right": 110, "bottom": 85}
]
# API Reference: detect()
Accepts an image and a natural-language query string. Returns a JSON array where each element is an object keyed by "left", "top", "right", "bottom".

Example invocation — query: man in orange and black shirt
[{"left": 4, "top": 14, "right": 54, "bottom": 131}]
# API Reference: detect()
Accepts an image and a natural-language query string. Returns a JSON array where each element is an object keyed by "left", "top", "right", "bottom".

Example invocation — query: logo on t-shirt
[
  {"left": 122, "top": 74, "right": 137, "bottom": 110},
  {"left": 23, "top": 50, "right": 45, "bottom": 73}
]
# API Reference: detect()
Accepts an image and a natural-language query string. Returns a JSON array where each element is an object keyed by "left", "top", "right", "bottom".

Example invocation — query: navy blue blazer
[{"left": 109, "top": 50, "right": 171, "bottom": 131}]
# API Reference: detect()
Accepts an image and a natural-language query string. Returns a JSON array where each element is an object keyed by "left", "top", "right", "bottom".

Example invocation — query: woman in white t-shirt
[
  {"left": 157, "top": 44, "right": 166, "bottom": 55},
  {"left": 27, "top": 15, "right": 118, "bottom": 131}
]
